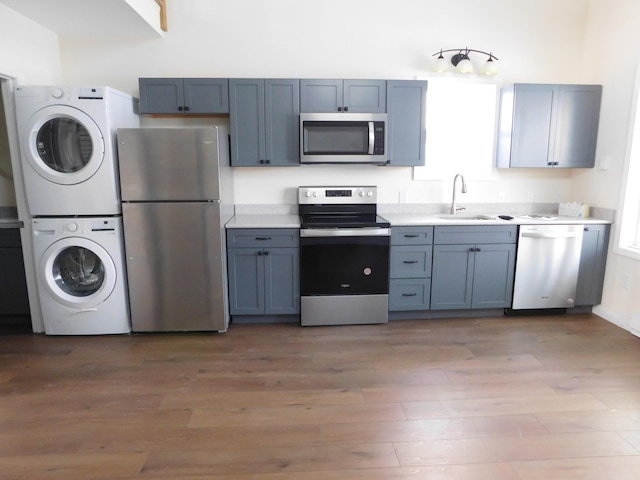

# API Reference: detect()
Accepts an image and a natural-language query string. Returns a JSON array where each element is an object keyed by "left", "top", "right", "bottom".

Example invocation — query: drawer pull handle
[
  {"left": 403, "top": 260, "right": 419, "bottom": 264},
  {"left": 255, "top": 237, "right": 272, "bottom": 240},
  {"left": 404, "top": 234, "right": 420, "bottom": 238},
  {"left": 402, "top": 293, "right": 417, "bottom": 297}
]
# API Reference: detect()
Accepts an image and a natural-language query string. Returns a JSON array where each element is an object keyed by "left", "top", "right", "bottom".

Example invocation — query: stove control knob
[
  {"left": 359, "top": 191, "right": 365, "bottom": 197},
  {"left": 305, "top": 191, "right": 312, "bottom": 197},
  {"left": 367, "top": 190, "right": 373, "bottom": 197},
  {"left": 312, "top": 191, "right": 318, "bottom": 197}
]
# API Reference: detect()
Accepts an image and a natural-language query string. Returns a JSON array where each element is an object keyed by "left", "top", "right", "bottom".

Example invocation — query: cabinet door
[
  {"left": 184, "top": 78, "right": 229, "bottom": 114},
  {"left": 575, "top": 224, "right": 610, "bottom": 305},
  {"left": 264, "top": 79, "right": 300, "bottom": 166},
  {"left": 471, "top": 244, "right": 516, "bottom": 308},
  {"left": 386, "top": 80, "right": 427, "bottom": 166},
  {"left": 554, "top": 85, "right": 602, "bottom": 168},
  {"left": 139, "top": 78, "right": 184, "bottom": 114},
  {"left": 0, "top": 247, "right": 30, "bottom": 316},
  {"left": 264, "top": 247, "right": 300, "bottom": 314},
  {"left": 300, "top": 79, "right": 342, "bottom": 112},
  {"left": 343, "top": 80, "right": 387, "bottom": 113},
  {"left": 509, "top": 84, "right": 555, "bottom": 168},
  {"left": 431, "top": 244, "right": 474, "bottom": 310},
  {"left": 229, "top": 79, "right": 266, "bottom": 166},
  {"left": 227, "top": 247, "right": 265, "bottom": 315}
]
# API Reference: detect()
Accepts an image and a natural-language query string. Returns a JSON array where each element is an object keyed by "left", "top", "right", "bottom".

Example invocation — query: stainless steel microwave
[{"left": 300, "top": 113, "right": 387, "bottom": 164}]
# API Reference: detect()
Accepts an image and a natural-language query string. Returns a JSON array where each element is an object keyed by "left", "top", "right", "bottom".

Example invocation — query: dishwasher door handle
[{"left": 521, "top": 231, "right": 580, "bottom": 239}]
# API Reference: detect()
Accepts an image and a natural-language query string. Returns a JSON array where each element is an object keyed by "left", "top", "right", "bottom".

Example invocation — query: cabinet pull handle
[
  {"left": 404, "top": 234, "right": 419, "bottom": 238},
  {"left": 403, "top": 260, "right": 419, "bottom": 264},
  {"left": 476, "top": 247, "right": 481, "bottom": 252},
  {"left": 184, "top": 106, "right": 190, "bottom": 112},
  {"left": 263, "top": 251, "right": 270, "bottom": 255},
  {"left": 178, "top": 106, "right": 184, "bottom": 111},
  {"left": 257, "top": 251, "right": 263, "bottom": 256},
  {"left": 338, "top": 106, "right": 343, "bottom": 111},
  {"left": 255, "top": 237, "right": 272, "bottom": 240},
  {"left": 344, "top": 106, "right": 349, "bottom": 112},
  {"left": 402, "top": 293, "right": 417, "bottom": 297}
]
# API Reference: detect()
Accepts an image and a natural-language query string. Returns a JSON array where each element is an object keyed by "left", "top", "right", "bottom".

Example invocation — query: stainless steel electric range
[{"left": 298, "top": 186, "right": 390, "bottom": 326}]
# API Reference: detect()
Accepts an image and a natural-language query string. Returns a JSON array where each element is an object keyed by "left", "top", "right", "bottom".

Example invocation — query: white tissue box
[{"left": 559, "top": 202, "right": 590, "bottom": 218}]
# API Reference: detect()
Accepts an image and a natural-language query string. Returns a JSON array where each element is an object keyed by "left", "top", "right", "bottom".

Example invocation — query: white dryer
[
  {"left": 15, "top": 86, "right": 139, "bottom": 216},
  {"left": 32, "top": 217, "right": 130, "bottom": 335}
]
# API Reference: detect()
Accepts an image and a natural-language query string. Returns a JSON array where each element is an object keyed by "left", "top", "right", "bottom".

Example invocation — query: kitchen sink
[{"left": 438, "top": 214, "right": 496, "bottom": 221}]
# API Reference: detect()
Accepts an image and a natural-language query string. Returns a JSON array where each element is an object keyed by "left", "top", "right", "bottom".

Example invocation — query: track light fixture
[{"left": 431, "top": 48, "right": 499, "bottom": 76}]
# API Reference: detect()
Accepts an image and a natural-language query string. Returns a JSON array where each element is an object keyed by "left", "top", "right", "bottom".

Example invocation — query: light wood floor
[{"left": 1, "top": 313, "right": 640, "bottom": 479}]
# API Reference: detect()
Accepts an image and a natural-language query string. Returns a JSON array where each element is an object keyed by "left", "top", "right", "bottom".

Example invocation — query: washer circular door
[
  {"left": 39, "top": 237, "right": 116, "bottom": 309},
  {"left": 23, "top": 105, "right": 105, "bottom": 185}
]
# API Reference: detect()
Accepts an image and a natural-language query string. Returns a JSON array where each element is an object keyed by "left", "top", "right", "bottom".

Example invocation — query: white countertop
[
  {"left": 226, "top": 214, "right": 301, "bottom": 229},
  {"left": 381, "top": 213, "right": 612, "bottom": 227},
  {"left": 225, "top": 212, "right": 611, "bottom": 229}
]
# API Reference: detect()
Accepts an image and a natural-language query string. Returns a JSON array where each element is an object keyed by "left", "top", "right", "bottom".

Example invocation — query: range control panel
[{"left": 298, "top": 186, "right": 377, "bottom": 205}]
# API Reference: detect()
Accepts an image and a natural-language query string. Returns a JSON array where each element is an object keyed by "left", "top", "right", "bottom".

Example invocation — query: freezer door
[
  {"left": 122, "top": 202, "right": 229, "bottom": 332},
  {"left": 117, "top": 127, "right": 221, "bottom": 201}
]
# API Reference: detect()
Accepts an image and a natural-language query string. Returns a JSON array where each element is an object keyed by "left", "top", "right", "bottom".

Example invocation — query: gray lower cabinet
[
  {"left": 431, "top": 226, "right": 517, "bottom": 310},
  {"left": 300, "top": 79, "right": 387, "bottom": 113},
  {"left": 386, "top": 80, "right": 428, "bottom": 166},
  {"left": 138, "top": 78, "right": 229, "bottom": 114},
  {"left": 497, "top": 83, "right": 602, "bottom": 168},
  {"left": 226, "top": 229, "right": 299, "bottom": 316},
  {"left": 229, "top": 79, "right": 300, "bottom": 166},
  {"left": 0, "top": 229, "right": 30, "bottom": 322},
  {"left": 576, "top": 224, "right": 610, "bottom": 306},
  {"left": 389, "top": 226, "right": 433, "bottom": 311}
]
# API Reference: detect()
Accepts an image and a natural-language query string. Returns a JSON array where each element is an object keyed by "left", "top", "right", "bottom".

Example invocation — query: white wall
[
  {"left": 58, "top": 0, "right": 592, "bottom": 206},
  {"left": 578, "top": 0, "right": 640, "bottom": 335}
]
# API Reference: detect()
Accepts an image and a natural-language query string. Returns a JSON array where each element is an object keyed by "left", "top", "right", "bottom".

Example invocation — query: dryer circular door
[
  {"left": 23, "top": 105, "right": 105, "bottom": 185},
  {"left": 39, "top": 237, "right": 117, "bottom": 309}
]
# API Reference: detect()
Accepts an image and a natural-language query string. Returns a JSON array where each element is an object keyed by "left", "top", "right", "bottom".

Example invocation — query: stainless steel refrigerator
[{"left": 116, "top": 127, "right": 234, "bottom": 332}]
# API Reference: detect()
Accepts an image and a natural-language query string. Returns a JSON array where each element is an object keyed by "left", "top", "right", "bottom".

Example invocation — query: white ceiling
[{"left": 0, "top": 0, "right": 163, "bottom": 37}]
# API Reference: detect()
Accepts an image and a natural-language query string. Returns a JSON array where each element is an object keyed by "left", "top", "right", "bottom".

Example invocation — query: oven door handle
[{"left": 300, "top": 228, "right": 390, "bottom": 237}]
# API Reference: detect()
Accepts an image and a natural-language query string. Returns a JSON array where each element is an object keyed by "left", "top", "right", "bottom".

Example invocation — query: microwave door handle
[{"left": 368, "top": 121, "right": 375, "bottom": 154}]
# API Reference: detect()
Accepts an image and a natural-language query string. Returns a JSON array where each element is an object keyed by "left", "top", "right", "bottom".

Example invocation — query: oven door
[{"left": 300, "top": 229, "right": 390, "bottom": 296}]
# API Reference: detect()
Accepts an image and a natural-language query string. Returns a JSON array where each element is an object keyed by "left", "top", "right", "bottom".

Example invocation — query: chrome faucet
[{"left": 450, "top": 174, "right": 468, "bottom": 214}]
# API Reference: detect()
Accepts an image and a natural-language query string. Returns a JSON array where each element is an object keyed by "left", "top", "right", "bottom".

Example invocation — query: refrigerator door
[
  {"left": 122, "top": 201, "right": 229, "bottom": 332},
  {"left": 117, "top": 127, "right": 221, "bottom": 201}
]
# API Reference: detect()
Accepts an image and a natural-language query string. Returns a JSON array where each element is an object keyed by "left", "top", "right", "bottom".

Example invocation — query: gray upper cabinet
[
  {"left": 138, "top": 78, "right": 229, "bottom": 114},
  {"left": 386, "top": 80, "right": 427, "bottom": 167},
  {"left": 229, "top": 79, "right": 300, "bottom": 167},
  {"left": 300, "top": 79, "right": 387, "bottom": 113},
  {"left": 497, "top": 83, "right": 602, "bottom": 168}
]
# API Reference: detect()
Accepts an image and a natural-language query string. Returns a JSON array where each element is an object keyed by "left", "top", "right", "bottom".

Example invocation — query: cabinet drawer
[
  {"left": 391, "top": 226, "right": 433, "bottom": 245},
  {"left": 227, "top": 228, "right": 299, "bottom": 248},
  {"left": 389, "top": 278, "right": 431, "bottom": 311},
  {"left": 434, "top": 225, "right": 517, "bottom": 245},
  {"left": 390, "top": 245, "right": 432, "bottom": 278}
]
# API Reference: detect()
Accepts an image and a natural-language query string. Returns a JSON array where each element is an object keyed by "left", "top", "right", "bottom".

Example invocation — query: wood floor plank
[
  {"left": 535, "top": 409, "right": 640, "bottom": 433},
  {"left": 402, "top": 393, "right": 610, "bottom": 419},
  {"left": 393, "top": 431, "right": 639, "bottom": 466},
  {"left": 512, "top": 456, "right": 640, "bottom": 480}
]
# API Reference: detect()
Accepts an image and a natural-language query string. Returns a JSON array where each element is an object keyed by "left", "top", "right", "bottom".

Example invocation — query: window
[
  {"left": 617, "top": 65, "right": 640, "bottom": 259},
  {"left": 413, "top": 78, "right": 498, "bottom": 181}
]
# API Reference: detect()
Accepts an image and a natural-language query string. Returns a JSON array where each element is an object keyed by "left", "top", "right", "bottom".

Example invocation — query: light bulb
[
  {"left": 479, "top": 58, "right": 498, "bottom": 76},
  {"left": 456, "top": 58, "right": 474, "bottom": 74},
  {"left": 431, "top": 54, "right": 450, "bottom": 73}
]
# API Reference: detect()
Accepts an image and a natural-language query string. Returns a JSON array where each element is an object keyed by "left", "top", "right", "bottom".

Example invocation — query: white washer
[
  {"left": 32, "top": 217, "right": 130, "bottom": 335},
  {"left": 15, "top": 86, "right": 139, "bottom": 216}
]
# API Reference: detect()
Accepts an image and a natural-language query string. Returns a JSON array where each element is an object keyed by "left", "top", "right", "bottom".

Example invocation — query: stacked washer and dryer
[{"left": 15, "top": 86, "right": 139, "bottom": 335}]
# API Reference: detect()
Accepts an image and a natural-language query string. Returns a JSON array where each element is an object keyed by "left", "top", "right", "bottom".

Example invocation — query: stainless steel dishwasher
[{"left": 512, "top": 224, "right": 584, "bottom": 309}]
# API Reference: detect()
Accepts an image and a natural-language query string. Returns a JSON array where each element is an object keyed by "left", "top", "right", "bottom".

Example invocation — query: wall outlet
[{"left": 497, "top": 191, "right": 505, "bottom": 202}]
